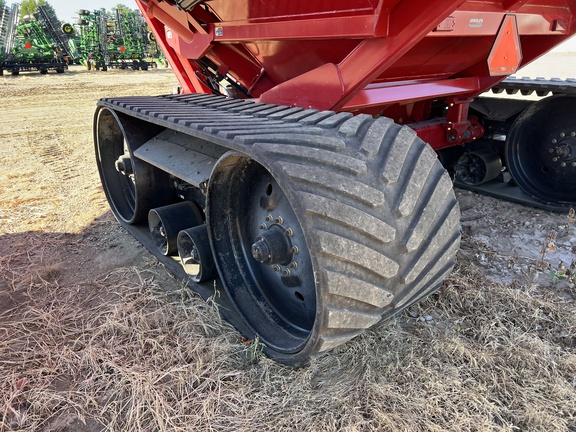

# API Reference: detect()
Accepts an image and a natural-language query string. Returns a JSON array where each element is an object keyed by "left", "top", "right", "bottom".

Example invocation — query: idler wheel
[{"left": 94, "top": 108, "right": 172, "bottom": 224}]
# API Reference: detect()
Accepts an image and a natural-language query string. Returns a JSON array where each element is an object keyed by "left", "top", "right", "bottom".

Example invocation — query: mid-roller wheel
[{"left": 506, "top": 95, "right": 576, "bottom": 207}]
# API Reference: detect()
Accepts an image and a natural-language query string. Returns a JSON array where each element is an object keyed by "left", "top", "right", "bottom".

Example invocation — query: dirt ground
[{"left": 0, "top": 57, "right": 575, "bottom": 432}]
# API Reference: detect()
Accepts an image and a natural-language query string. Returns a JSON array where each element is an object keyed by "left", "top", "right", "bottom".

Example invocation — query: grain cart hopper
[{"left": 94, "top": 0, "right": 576, "bottom": 366}]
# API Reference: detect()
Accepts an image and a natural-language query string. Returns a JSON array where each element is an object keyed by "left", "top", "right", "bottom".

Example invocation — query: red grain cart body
[{"left": 95, "top": 0, "right": 576, "bottom": 365}]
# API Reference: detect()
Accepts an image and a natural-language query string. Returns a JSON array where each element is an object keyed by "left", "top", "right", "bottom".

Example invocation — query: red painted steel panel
[{"left": 135, "top": 0, "right": 576, "bottom": 115}]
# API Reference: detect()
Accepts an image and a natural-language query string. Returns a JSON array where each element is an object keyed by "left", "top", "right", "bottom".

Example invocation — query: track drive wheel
[
  {"left": 506, "top": 95, "right": 576, "bottom": 207},
  {"left": 208, "top": 118, "right": 460, "bottom": 366},
  {"left": 95, "top": 108, "right": 173, "bottom": 224}
]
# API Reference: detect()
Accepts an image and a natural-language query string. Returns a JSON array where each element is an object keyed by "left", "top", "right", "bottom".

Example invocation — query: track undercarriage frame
[{"left": 94, "top": 0, "right": 576, "bottom": 365}]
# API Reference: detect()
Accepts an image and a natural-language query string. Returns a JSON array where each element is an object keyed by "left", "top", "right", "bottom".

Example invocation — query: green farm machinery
[
  {"left": 0, "top": 4, "right": 76, "bottom": 76},
  {"left": 74, "top": 8, "right": 161, "bottom": 71}
]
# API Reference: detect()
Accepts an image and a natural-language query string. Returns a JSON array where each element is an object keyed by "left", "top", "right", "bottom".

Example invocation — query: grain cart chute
[{"left": 94, "top": 0, "right": 576, "bottom": 365}]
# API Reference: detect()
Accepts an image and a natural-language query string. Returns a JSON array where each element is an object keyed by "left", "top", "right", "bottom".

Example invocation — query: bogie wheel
[
  {"left": 11, "top": 68, "right": 19, "bottom": 76},
  {"left": 94, "top": 108, "right": 173, "bottom": 224},
  {"left": 208, "top": 117, "right": 460, "bottom": 366},
  {"left": 506, "top": 95, "right": 576, "bottom": 207}
]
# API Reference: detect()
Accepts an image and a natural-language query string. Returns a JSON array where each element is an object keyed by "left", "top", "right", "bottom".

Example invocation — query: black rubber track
[{"left": 96, "top": 94, "right": 461, "bottom": 366}]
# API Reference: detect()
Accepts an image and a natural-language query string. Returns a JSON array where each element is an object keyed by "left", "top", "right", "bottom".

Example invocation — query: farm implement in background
[
  {"left": 74, "top": 8, "right": 162, "bottom": 71},
  {"left": 0, "top": 4, "right": 76, "bottom": 76}
]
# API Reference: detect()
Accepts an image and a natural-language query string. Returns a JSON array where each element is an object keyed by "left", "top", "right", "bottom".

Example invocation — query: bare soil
[{"left": 0, "top": 61, "right": 575, "bottom": 432}]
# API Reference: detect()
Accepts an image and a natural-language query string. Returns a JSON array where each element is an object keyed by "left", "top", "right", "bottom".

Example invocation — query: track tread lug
[
  {"left": 338, "top": 113, "right": 372, "bottom": 137},
  {"left": 280, "top": 161, "right": 386, "bottom": 207},
  {"left": 381, "top": 126, "right": 417, "bottom": 185}
]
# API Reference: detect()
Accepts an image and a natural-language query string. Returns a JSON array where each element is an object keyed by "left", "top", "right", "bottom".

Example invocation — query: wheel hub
[
  {"left": 251, "top": 224, "right": 293, "bottom": 265},
  {"left": 549, "top": 132, "right": 576, "bottom": 168},
  {"left": 115, "top": 153, "right": 133, "bottom": 175}
]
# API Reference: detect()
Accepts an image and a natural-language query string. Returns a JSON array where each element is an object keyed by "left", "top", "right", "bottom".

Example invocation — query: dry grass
[{"left": 1, "top": 232, "right": 575, "bottom": 432}]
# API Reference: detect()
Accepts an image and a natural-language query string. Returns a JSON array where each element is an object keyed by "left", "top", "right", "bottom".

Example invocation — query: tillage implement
[{"left": 94, "top": 0, "right": 576, "bottom": 365}]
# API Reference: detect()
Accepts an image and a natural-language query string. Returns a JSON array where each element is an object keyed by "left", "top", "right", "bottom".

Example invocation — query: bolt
[
  {"left": 285, "top": 228, "right": 294, "bottom": 237},
  {"left": 265, "top": 215, "right": 274, "bottom": 222},
  {"left": 282, "top": 268, "right": 291, "bottom": 276},
  {"left": 275, "top": 216, "right": 284, "bottom": 224},
  {"left": 571, "top": 132, "right": 575, "bottom": 137},
  {"left": 552, "top": 157, "right": 558, "bottom": 162},
  {"left": 549, "top": 148, "right": 555, "bottom": 153},
  {"left": 561, "top": 162, "right": 567, "bottom": 167},
  {"left": 273, "top": 265, "right": 281, "bottom": 272},
  {"left": 291, "top": 246, "right": 299, "bottom": 254},
  {"left": 259, "top": 223, "right": 267, "bottom": 230},
  {"left": 552, "top": 139, "right": 558, "bottom": 144},
  {"left": 560, "top": 132, "right": 566, "bottom": 137},
  {"left": 572, "top": 162, "right": 576, "bottom": 167},
  {"left": 289, "top": 261, "right": 298, "bottom": 269}
]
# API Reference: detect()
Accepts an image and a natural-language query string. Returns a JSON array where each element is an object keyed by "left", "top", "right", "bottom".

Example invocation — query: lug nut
[
  {"left": 282, "top": 268, "right": 291, "bottom": 276},
  {"left": 552, "top": 139, "right": 558, "bottom": 144},
  {"left": 289, "top": 261, "right": 298, "bottom": 269},
  {"left": 275, "top": 216, "right": 284, "bottom": 224},
  {"left": 552, "top": 157, "right": 558, "bottom": 162},
  {"left": 549, "top": 148, "right": 555, "bottom": 153},
  {"left": 291, "top": 246, "right": 299, "bottom": 254},
  {"left": 560, "top": 132, "right": 566, "bottom": 137},
  {"left": 273, "top": 265, "right": 281, "bottom": 272},
  {"left": 571, "top": 162, "right": 576, "bottom": 167},
  {"left": 285, "top": 228, "right": 293, "bottom": 237},
  {"left": 571, "top": 132, "right": 575, "bottom": 137},
  {"left": 259, "top": 223, "right": 267, "bottom": 230},
  {"left": 265, "top": 215, "right": 274, "bottom": 222},
  {"left": 561, "top": 162, "right": 567, "bottom": 167}
]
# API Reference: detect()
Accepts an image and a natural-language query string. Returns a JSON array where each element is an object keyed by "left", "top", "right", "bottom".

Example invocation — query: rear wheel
[
  {"left": 208, "top": 117, "right": 460, "bottom": 365},
  {"left": 506, "top": 95, "right": 576, "bottom": 207}
]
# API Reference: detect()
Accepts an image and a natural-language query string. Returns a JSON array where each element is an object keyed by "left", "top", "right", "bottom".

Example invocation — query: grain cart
[{"left": 94, "top": 0, "right": 576, "bottom": 366}]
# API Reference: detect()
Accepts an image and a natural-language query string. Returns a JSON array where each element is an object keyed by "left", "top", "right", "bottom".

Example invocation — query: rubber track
[
  {"left": 492, "top": 76, "right": 576, "bottom": 96},
  {"left": 98, "top": 94, "right": 461, "bottom": 362}
]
